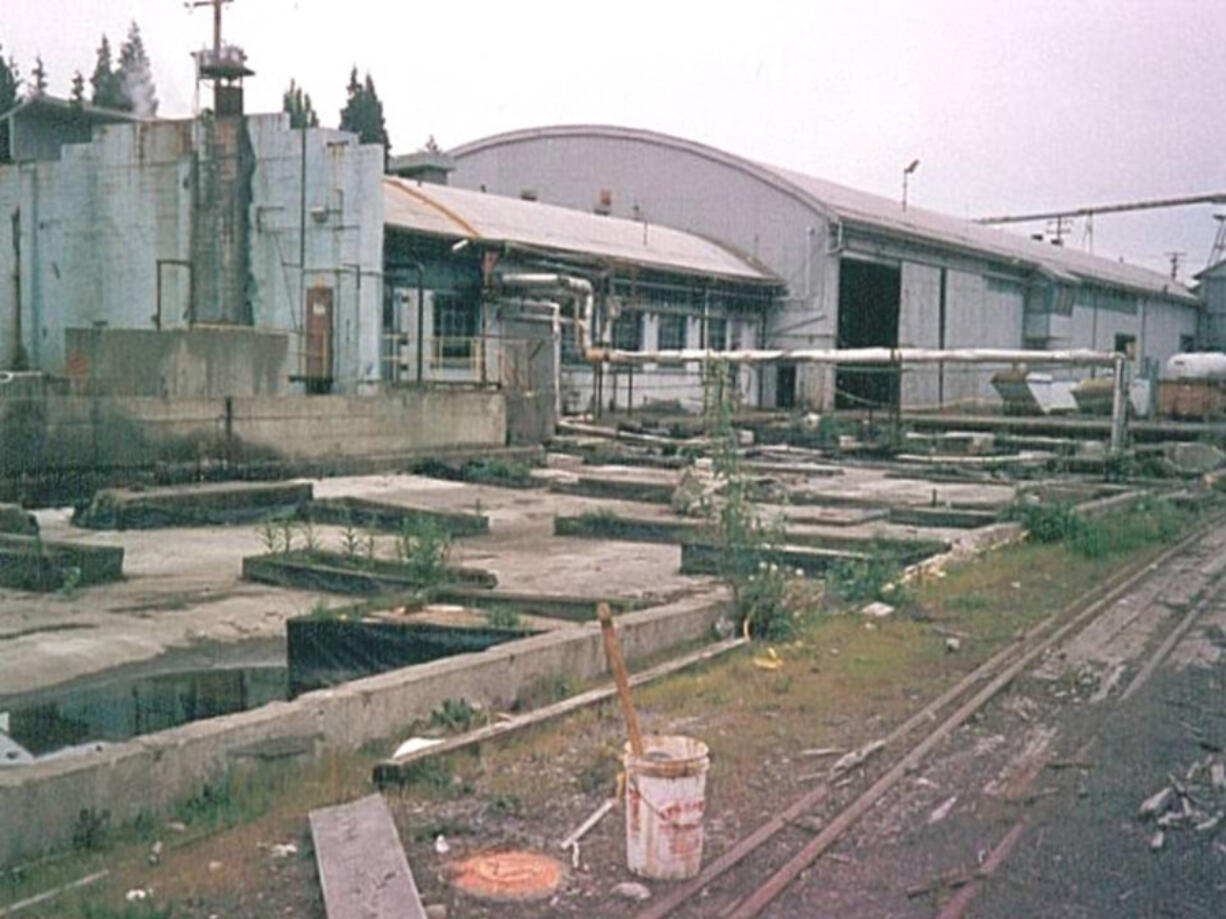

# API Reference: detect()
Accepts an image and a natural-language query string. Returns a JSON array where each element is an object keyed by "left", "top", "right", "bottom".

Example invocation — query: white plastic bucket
[{"left": 623, "top": 734, "right": 709, "bottom": 880}]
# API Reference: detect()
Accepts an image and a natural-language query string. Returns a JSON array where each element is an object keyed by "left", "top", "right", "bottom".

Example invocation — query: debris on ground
[
  {"left": 1136, "top": 755, "right": 1226, "bottom": 850},
  {"left": 928, "top": 795, "right": 959, "bottom": 824},
  {"left": 861, "top": 601, "right": 895, "bottom": 618},
  {"left": 753, "top": 647, "right": 784, "bottom": 670},
  {"left": 946, "top": 637, "right": 962, "bottom": 653},
  {"left": 611, "top": 881, "right": 652, "bottom": 901}
]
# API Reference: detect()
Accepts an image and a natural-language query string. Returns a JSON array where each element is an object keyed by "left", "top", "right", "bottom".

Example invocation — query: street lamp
[{"left": 902, "top": 159, "right": 920, "bottom": 211}]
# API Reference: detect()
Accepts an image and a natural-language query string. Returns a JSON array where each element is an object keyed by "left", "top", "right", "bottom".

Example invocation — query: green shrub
[{"left": 1005, "top": 501, "right": 1081, "bottom": 543}]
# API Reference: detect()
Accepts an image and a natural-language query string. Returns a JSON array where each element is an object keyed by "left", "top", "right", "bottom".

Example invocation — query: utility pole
[
  {"left": 189, "top": 0, "right": 232, "bottom": 55},
  {"left": 1165, "top": 251, "right": 1186, "bottom": 281}
]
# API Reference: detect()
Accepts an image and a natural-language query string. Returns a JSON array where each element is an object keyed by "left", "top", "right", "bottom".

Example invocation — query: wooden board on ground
[
  {"left": 309, "top": 793, "right": 426, "bottom": 919},
  {"left": 373, "top": 636, "right": 748, "bottom": 786}
]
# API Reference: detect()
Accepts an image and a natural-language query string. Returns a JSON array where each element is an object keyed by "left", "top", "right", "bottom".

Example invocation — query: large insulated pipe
[
  {"left": 498, "top": 273, "right": 594, "bottom": 355},
  {"left": 584, "top": 345, "right": 1120, "bottom": 367},
  {"left": 584, "top": 343, "right": 1128, "bottom": 454}
]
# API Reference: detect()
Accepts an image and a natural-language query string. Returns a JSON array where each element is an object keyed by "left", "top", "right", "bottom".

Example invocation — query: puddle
[{"left": 1, "top": 659, "right": 286, "bottom": 760}]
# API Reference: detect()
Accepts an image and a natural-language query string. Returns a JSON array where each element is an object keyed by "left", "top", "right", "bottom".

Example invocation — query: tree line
[{"left": 1, "top": 22, "right": 390, "bottom": 165}]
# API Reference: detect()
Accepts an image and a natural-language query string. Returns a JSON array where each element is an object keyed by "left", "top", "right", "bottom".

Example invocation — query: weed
[
  {"left": 305, "top": 600, "right": 339, "bottom": 621},
  {"left": 1005, "top": 501, "right": 1080, "bottom": 543},
  {"left": 278, "top": 519, "right": 296, "bottom": 554},
  {"left": 704, "top": 359, "right": 794, "bottom": 639},
  {"left": 485, "top": 607, "right": 522, "bottom": 630},
  {"left": 671, "top": 465, "right": 710, "bottom": 517},
  {"left": 362, "top": 532, "right": 377, "bottom": 567},
  {"left": 395, "top": 758, "right": 454, "bottom": 794},
  {"left": 394, "top": 517, "right": 451, "bottom": 585},
  {"left": 71, "top": 807, "right": 111, "bottom": 853},
  {"left": 58, "top": 565, "right": 82, "bottom": 598},
  {"left": 462, "top": 458, "right": 534, "bottom": 487},
  {"left": 486, "top": 792, "right": 523, "bottom": 816},
  {"left": 576, "top": 760, "right": 617, "bottom": 797},
  {"left": 298, "top": 521, "right": 320, "bottom": 553},
  {"left": 828, "top": 548, "right": 901, "bottom": 605},
  {"left": 430, "top": 697, "right": 476, "bottom": 733},
  {"left": 1008, "top": 497, "right": 1189, "bottom": 559},
  {"left": 338, "top": 512, "right": 361, "bottom": 558},
  {"left": 257, "top": 517, "right": 280, "bottom": 554}
]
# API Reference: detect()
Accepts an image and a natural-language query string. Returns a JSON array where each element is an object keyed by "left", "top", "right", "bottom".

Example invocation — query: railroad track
[{"left": 636, "top": 509, "right": 1226, "bottom": 919}]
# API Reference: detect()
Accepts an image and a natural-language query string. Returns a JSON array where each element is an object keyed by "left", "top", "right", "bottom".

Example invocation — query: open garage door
[{"left": 836, "top": 258, "right": 901, "bottom": 410}]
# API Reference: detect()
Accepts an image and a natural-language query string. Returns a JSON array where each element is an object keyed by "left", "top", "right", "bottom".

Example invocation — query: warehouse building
[{"left": 449, "top": 125, "right": 1200, "bottom": 412}]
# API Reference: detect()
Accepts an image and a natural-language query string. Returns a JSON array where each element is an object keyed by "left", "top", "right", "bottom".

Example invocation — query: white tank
[{"left": 1163, "top": 352, "right": 1226, "bottom": 381}]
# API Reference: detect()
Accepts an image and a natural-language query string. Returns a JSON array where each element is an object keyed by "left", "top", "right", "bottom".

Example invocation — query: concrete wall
[
  {"left": 0, "top": 388, "right": 506, "bottom": 477},
  {"left": 0, "top": 114, "right": 384, "bottom": 393},
  {"left": 64, "top": 327, "right": 290, "bottom": 398},
  {"left": 0, "top": 587, "right": 727, "bottom": 867}
]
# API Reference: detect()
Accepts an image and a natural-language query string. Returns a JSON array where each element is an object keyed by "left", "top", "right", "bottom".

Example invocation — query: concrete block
[
  {"left": 0, "top": 533, "right": 124, "bottom": 590},
  {"left": 0, "top": 503, "right": 37, "bottom": 536}
]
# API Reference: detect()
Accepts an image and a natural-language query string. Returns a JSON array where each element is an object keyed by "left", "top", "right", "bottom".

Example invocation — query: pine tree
[
  {"left": 0, "top": 47, "right": 19, "bottom": 161},
  {"left": 339, "top": 66, "right": 391, "bottom": 167},
  {"left": 117, "top": 21, "right": 157, "bottom": 116},
  {"left": 30, "top": 56, "right": 47, "bottom": 96},
  {"left": 70, "top": 70, "right": 85, "bottom": 107},
  {"left": 90, "top": 35, "right": 125, "bottom": 109},
  {"left": 282, "top": 79, "right": 318, "bottom": 129}
]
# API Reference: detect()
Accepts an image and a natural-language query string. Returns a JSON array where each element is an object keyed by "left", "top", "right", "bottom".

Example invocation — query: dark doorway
[
  {"left": 836, "top": 259, "right": 901, "bottom": 409},
  {"left": 776, "top": 364, "right": 796, "bottom": 409}
]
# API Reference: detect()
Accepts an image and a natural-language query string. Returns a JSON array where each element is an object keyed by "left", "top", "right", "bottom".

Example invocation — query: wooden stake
[{"left": 597, "top": 601, "right": 644, "bottom": 756}]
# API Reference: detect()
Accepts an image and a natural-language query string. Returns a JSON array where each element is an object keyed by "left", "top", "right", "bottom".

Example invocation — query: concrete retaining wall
[
  {"left": 0, "top": 388, "right": 507, "bottom": 478},
  {"left": 0, "top": 587, "right": 728, "bottom": 866}
]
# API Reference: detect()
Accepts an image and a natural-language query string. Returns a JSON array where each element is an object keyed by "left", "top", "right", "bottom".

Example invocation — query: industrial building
[
  {"left": 0, "top": 99, "right": 781, "bottom": 485},
  {"left": 449, "top": 125, "right": 1202, "bottom": 412}
]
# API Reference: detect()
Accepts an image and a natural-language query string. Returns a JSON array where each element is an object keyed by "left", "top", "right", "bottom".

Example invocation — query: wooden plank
[
  {"left": 309, "top": 794, "right": 426, "bottom": 919},
  {"left": 373, "top": 637, "right": 747, "bottom": 786}
]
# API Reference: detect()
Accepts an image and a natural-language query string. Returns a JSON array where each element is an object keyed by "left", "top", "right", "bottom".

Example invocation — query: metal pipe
[
  {"left": 498, "top": 272, "right": 595, "bottom": 356},
  {"left": 1110, "top": 353, "right": 1129, "bottom": 453},
  {"left": 587, "top": 346, "right": 1121, "bottom": 367},
  {"left": 412, "top": 261, "right": 425, "bottom": 383},
  {"left": 977, "top": 191, "right": 1226, "bottom": 225}
]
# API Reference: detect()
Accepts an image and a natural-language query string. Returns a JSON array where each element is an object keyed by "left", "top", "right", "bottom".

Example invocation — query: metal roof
[
  {"left": 382, "top": 177, "right": 777, "bottom": 284},
  {"left": 0, "top": 93, "right": 146, "bottom": 125},
  {"left": 450, "top": 125, "right": 1198, "bottom": 305}
]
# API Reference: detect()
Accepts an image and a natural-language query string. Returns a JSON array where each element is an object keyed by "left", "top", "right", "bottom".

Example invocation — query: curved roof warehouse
[{"left": 448, "top": 124, "right": 1200, "bottom": 411}]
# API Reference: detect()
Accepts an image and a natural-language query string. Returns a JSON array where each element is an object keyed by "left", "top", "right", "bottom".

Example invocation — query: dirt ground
[{"left": 7, "top": 502, "right": 1209, "bottom": 918}]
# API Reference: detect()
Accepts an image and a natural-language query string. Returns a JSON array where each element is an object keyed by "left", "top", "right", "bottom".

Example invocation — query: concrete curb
[{"left": 0, "top": 586, "right": 728, "bottom": 867}]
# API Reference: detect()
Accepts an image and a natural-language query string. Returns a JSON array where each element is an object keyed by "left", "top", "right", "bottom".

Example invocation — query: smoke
[{"left": 122, "top": 67, "right": 157, "bottom": 118}]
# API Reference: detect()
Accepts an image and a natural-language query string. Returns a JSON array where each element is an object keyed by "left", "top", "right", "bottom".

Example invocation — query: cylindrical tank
[{"left": 1162, "top": 352, "right": 1226, "bottom": 381}]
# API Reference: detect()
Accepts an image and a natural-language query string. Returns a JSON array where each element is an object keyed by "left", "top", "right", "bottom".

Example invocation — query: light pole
[{"left": 902, "top": 159, "right": 920, "bottom": 211}]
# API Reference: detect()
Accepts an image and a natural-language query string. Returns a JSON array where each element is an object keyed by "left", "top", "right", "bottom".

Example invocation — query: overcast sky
[{"left": 6, "top": 0, "right": 1223, "bottom": 281}]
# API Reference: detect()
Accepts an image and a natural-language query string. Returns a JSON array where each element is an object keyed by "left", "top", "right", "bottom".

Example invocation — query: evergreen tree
[
  {"left": 90, "top": 35, "right": 125, "bottom": 109},
  {"left": 339, "top": 66, "right": 390, "bottom": 167},
  {"left": 70, "top": 70, "right": 85, "bottom": 107},
  {"left": 282, "top": 79, "right": 318, "bottom": 129},
  {"left": 0, "top": 48, "right": 19, "bottom": 161},
  {"left": 117, "top": 21, "right": 157, "bottom": 116},
  {"left": 30, "top": 56, "right": 47, "bottom": 96}
]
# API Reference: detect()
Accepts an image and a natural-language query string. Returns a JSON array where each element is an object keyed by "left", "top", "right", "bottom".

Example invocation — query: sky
[{"left": 5, "top": 0, "right": 1224, "bottom": 282}]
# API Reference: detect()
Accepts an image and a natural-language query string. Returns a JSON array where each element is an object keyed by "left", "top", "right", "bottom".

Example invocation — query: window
[
  {"left": 1113, "top": 333, "right": 1137, "bottom": 359},
  {"left": 610, "top": 312, "right": 642, "bottom": 351},
  {"left": 658, "top": 314, "right": 688, "bottom": 351},
  {"left": 433, "top": 293, "right": 478, "bottom": 362},
  {"left": 1180, "top": 334, "right": 1196, "bottom": 353},
  {"left": 706, "top": 317, "right": 728, "bottom": 351}
]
